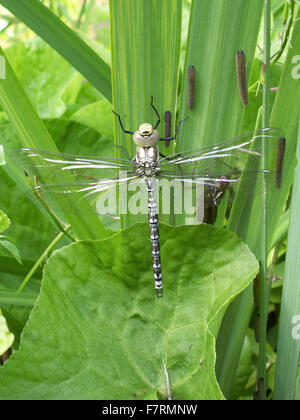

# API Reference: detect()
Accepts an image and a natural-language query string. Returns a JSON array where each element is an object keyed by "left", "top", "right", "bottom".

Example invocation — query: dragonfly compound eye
[
  {"left": 134, "top": 128, "right": 160, "bottom": 147},
  {"left": 139, "top": 123, "right": 153, "bottom": 137}
]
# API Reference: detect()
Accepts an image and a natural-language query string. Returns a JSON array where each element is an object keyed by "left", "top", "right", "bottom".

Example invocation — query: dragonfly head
[
  {"left": 138, "top": 123, "right": 153, "bottom": 137},
  {"left": 133, "top": 123, "right": 160, "bottom": 147}
]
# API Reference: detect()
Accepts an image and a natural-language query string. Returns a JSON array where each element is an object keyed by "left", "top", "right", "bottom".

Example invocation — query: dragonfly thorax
[
  {"left": 135, "top": 146, "right": 159, "bottom": 177},
  {"left": 133, "top": 126, "right": 160, "bottom": 147}
]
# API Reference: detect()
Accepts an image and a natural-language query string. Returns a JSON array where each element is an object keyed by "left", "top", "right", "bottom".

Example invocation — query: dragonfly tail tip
[{"left": 156, "top": 289, "right": 163, "bottom": 298}]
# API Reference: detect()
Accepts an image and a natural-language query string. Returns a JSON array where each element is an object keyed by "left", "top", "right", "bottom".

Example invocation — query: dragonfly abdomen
[{"left": 146, "top": 179, "right": 163, "bottom": 298}]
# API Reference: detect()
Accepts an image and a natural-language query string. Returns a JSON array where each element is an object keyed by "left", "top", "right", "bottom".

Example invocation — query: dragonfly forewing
[
  {"left": 158, "top": 127, "right": 284, "bottom": 208},
  {"left": 10, "top": 148, "right": 137, "bottom": 179},
  {"left": 11, "top": 148, "right": 139, "bottom": 217},
  {"left": 159, "top": 127, "right": 284, "bottom": 165}
]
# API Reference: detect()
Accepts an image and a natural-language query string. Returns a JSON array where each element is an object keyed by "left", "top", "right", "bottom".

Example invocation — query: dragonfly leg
[
  {"left": 159, "top": 151, "right": 183, "bottom": 160},
  {"left": 159, "top": 116, "right": 189, "bottom": 142},
  {"left": 159, "top": 152, "right": 184, "bottom": 178},
  {"left": 112, "top": 111, "right": 135, "bottom": 135},
  {"left": 114, "top": 144, "right": 132, "bottom": 161},
  {"left": 151, "top": 96, "right": 161, "bottom": 129}
]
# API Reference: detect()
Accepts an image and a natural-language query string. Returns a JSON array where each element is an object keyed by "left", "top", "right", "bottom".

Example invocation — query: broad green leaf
[
  {"left": 71, "top": 100, "right": 114, "bottom": 139},
  {"left": 46, "top": 118, "right": 114, "bottom": 159},
  {"left": 0, "top": 308, "right": 14, "bottom": 356},
  {"left": 0, "top": 236, "right": 22, "bottom": 265},
  {"left": 61, "top": 73, "right": 83, "bottom": 107},
  {"left": 0, "top": 223, "right": 258, "bottom": 400},
  {"left": 0, "top": 209, "right": 10, "bottom": 233},
  {"left": 0, "top": 0, "right": 112, "bottom": 102},
  {"left": 5, "top": 40, "right": 80, "bottom": 118},
  {"left": 75, "top": 82, "right": 103, "bottom": 106}
]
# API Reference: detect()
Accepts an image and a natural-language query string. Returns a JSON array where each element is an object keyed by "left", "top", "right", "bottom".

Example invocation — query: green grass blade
[
  {"left": 0, "top": 0, "right": 112, "bottom": 102},
  {"left": 0, "top": 291, "right": 36, "bottom": 307},
  {"left": 0, "top": 256, "right": 42, "bottom": 279},
  {"left": 215, "top": 286, "right": 254, "bottom": 396},
  {"left": 178, "top": 0, "right": 264, "bottom": 153},
  {"left": 110, "top": 0, "right": 182, "bottom": 155},
  {"left": 274, "top": 120, "right": 300, "bottom": 400},
  {"left": 270, "top": 209, "right": 290, "bottom": 249},
  {"left": 110, "top": 0, "right": 182, "bottom": 226},
  {"left": 0, "top": 48, "right": 107, "bottom": 240}
]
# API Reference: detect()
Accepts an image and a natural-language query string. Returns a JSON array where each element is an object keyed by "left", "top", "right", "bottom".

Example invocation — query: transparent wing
[
  {"left": 10, "top": 148, "right": 139, "bottom": 216},
  {"left": 158, "top": 127, "right": 284, "bottom": 193},
  {"left": 160, "top": 171, "right": 273, "bottom": 208},
  {"left": 26, "top": 175, "right": 139, "bottom": 216},
  {"left": 11, "top": 148, "right": 138, "bottom": 180},
  {"left": 157, "top": 127, "right": 285, "bottom": 223}
]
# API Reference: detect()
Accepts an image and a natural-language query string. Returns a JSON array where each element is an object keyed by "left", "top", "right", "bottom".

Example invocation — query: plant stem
[
  {"left": 17, "top": 226, "right": 72, "bottom": 294},
  {"left": 256, "top": 0, "right": 271, "bottom": 400},
  {"left": 25, "top": 173, "right": 75, "bottom": 242}
]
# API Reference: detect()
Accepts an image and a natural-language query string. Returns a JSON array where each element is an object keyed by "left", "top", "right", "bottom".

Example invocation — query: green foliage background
[{"left": 0, "top": 0, "right": 299, "bottom": 400}]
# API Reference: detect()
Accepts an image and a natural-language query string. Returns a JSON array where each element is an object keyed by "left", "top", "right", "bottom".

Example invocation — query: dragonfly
[{"left": 12, "top": 97, "right": 285, "bottom": 298}]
